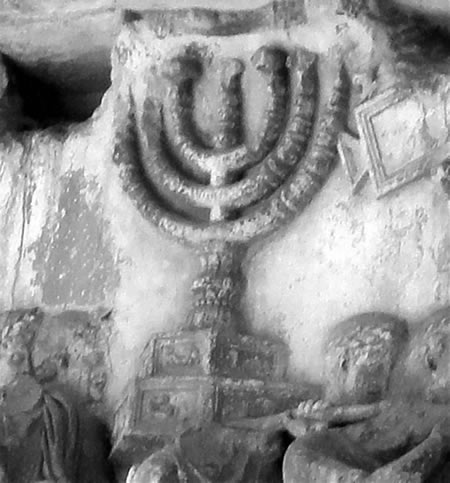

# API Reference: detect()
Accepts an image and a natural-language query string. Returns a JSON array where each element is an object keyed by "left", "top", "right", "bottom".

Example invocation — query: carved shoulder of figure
[{"left": 0, "top": 375, "right": 43, "bottom": 447}]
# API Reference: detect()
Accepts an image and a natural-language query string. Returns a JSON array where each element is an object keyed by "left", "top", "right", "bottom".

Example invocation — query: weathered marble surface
[
  {"left": 0, "top": 2, "right": 448, "bottom": 481},
  {"left": 0, "top": 0, "right": 449, "bottom": 412},
  {"left": 0, "top": 308, "right": 112, "bottom": 410},
  {"left": 0, "top": 308, "right": 114, "bottom": 482}
]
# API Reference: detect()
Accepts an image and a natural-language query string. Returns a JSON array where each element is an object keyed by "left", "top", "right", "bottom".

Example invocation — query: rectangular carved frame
[
  {"left": 355, "top": 88, "right": 450, "bottom": 198},
  {"left": 337, "top": 131, "right": 369, "bottom": 194}
]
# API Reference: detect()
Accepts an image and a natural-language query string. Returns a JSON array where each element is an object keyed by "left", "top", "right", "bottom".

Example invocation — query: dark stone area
[{"left": 2, "top": 55, "right": 107, "bottom": 126}]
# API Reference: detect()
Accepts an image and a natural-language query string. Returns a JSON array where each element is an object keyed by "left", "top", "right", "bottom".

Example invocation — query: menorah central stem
[{"left": 186, "top": 242, "right": 246, "bottom": 333}]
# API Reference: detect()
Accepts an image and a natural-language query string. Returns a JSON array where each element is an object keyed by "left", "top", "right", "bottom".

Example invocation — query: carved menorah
[
  {"left": 117, "top": 44, "right": 348, "bottom": 333},
  {"left": 112, "top": 42, "right": 349, "bottom": 461}
]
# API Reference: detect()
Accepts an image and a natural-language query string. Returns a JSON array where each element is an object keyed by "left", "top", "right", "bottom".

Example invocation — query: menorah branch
[
  {"left": 162, "top": 47, "right": 292, "bottom": 181},
  {"left": 162, "top": 56, "right": 248, "bottom": 180},
  {"left": 213, "top": 59, "right": 245, "bottom": 151},
  {"left": 114, "top": 50, "right": 349, "bottom": 245},
  {"left": 135, "top": 48, "right": 317, "bottom": 223}
]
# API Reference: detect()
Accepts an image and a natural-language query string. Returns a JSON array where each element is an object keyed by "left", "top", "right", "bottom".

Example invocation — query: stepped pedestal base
[{"left": 111, "top": 328, "right": 315, "bottom": 469}]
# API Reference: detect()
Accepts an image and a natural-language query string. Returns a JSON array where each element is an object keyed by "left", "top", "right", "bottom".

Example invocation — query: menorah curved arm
[
  {"left": 115, "top": 62, "right": 349, "bottom": 245},
  {"left": 137, "top": 49, "right": 317, "bottom": 212},
  {"left": 229, "top": 63, "right": 350, "bottom": 240},
  {"left": 162, "top": 47, "right": 289, "bottom": 180},
  {"left": 163, "top": 71, "right": 246, "bottom": 180},
  {"left": 247, "top": 46, "right": 290, "bottom": 163}
]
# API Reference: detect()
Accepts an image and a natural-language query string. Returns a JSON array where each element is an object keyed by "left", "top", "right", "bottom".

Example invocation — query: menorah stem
[
  {"left": 186, "top": 241, "right": 246, "bottom": 333},
  {"left": 209, "top": 166, "right": 228, "bottom": 220}
]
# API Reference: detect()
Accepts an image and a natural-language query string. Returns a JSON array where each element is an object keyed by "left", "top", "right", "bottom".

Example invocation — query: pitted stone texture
[
  {"left": 37, "top": 169, "right": 119, "bottom": 306},
  {"left": 0, "top": 124, "right": 120, "bottom": 310},
  {"left": 32, "top": 309, "right": 113, "bottom": 406},
  {"left": 0, "top": 307, "right": 114, "bottom": 482},
  {"left": 0, "top": 307, "right": 112, "bottom": 409}
]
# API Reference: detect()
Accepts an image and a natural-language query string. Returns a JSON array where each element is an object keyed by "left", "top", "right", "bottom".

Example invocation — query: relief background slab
[{"left": 0, "top": 0, "right": 449, "bottom": 412}]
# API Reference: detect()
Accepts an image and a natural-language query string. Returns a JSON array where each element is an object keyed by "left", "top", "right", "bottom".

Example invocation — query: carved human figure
[
  {"left": 0, "top": 309, "right": 113, "bottom": 483},
  {"left": 124, "top": 313, "right": 398, "bottom": 483},
  {"left": 283, "top": 310, "right": 450, "bottom": 482},
  {"left": 402, "top": 307, "right": 450, "bottom": 405},
  {"left": 125, "top": 421, "right": 292, "bottom": 483},
  {"left": 125, "top": 309, "right": 450, "bottom": 482}
]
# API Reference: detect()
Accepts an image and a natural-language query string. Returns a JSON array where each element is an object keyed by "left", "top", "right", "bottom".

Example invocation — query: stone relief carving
[
  {"left": 336, "top": 0, "right": 450, "bottom": 198},
  {"left": 126, "top": 309, "right": 450, "bottom": 482},
  {"left": 0, "top": 1, "right": 448, "bottom": 482},
  {"left": 0, "top": 308, "right": 112, "bottom": 411},
  {"left": 283, "top": 309, "right": 450, "bottom": 482},
  {"left": 111, "top": 5, "right": 350, "bottom": 478},
  {"left": 106, "top": 1, "right": 450, "bottom": 481},
  {"left": 339, "top": 84, "right": 450, "bottom": 198},
  {"left": 0, "top": 308, "right": 113, "bottom": 482}
]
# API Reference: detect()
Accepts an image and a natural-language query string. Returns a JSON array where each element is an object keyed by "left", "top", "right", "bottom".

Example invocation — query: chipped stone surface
[
  {"left": 0, "top": 138, "right": 25, "bottom": 308},
  {"left": 38, "top": 169, "right": 118, "bottom": 306},
  {"left": 0, "top": 308, "right": 114, "bottom": 481},
  {"left": 1, "top": 126, "right": 121, "bottom": 310},
  {"left": 0, "top": 307, "right": 113, "bottom": 408}
]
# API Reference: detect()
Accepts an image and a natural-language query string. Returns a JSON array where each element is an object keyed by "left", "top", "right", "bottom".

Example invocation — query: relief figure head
[
  {"left": 403, "top": 306, "right": 450, "bottom": 404},
  {"left": 0, "top": 309, "right": 41, "bottom": 388},
  {"left": 323, "top": 312, "right": 409, "bottom": 404}
]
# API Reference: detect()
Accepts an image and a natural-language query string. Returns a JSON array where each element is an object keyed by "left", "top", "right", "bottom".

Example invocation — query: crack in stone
[{"left": 10, "top": 136, "right": 32, "bottom": 308}]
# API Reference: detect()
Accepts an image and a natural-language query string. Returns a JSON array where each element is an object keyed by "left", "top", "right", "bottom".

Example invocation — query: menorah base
[
  {"left": 111, "top": 328, "right": 315, "bottom": 469},
  {"left": 112, "top": 376, "right": 309, "bottom": 469},
  {"left": 140, "top": 327, "right": 291, "bottom": 380}
]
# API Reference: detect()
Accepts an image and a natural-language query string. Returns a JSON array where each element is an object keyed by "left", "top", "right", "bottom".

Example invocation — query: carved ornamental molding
[{"left": 339, "top": 87, "right": 450, "bottom": 197}]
